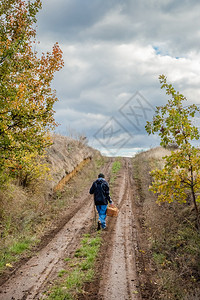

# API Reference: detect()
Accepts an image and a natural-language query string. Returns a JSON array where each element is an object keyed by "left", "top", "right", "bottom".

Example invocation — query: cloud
[
  {"left": 37, "top": 0, "right": 118, "bottom": 42},
  {"left": 37, "top": 0, "right": 200, "bottom": 54},
  {"left": 36, "top": 0, "right": 200, "bottom": 155}
]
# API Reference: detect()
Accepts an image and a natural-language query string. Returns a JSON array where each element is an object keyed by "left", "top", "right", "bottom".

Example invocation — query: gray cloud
[
  {"left": 37, "top": 0, "right": 118, "bottom": 41},
  {"left": 36, "top": 0, "right": 200, "bottom": 155},
  {"left": 37, "top": 0, "right": 200, "bottom": 54}
]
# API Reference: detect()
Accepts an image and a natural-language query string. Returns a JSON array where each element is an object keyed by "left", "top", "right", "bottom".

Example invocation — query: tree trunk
[{"left": 191, "top": 186, "right": 200, "bottom": 230}]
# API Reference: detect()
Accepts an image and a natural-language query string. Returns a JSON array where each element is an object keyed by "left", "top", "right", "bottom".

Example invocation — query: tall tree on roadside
[
  {"left": 0, "top": 0, "right": 64, "bottom": 174},
  {"left": 145, "top": 75, "right": 200, "bottom": 228}
]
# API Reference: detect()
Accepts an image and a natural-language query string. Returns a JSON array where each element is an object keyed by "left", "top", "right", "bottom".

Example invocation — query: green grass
[
  {"left": 58, "top": 269, "right": 68, "bottom": 277},
  {"left": 10, "top": 239, "right": 31, "bottom": 254},
  {"left": 152, "top": 252, "right": 166, "bottom": 265},
  {"left": 47, "top": 233, "right": 102, "bottom": 300},
  {"left": 0, "top": 238, "right": 33, "bottom": 272},
  {"left": 111, "top": 160, "right": 121, "bottom": 174},
  {"left": 110, "top": 159, "right": 122, "bottom": 185}
]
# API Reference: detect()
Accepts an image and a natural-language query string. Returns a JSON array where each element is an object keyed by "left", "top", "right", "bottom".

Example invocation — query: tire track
[
  {"left": 98, "top": 158, "right": 141, "bottom": 300},
  {"left": 0, "top": 197, "right": 93, "bottom": 300}
]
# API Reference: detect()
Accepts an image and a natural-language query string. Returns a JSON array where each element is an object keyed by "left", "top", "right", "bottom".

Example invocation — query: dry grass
[
  {"left": 0, "top": 151, "right": 105, "bottom": 275},
  {"left": 132, "top": 147, "right": 200, "bottom": 300}
]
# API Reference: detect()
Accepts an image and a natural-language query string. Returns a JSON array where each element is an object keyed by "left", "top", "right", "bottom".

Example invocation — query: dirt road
[{"left": 0, "top": 158, "right": 141, "bottom": 300}]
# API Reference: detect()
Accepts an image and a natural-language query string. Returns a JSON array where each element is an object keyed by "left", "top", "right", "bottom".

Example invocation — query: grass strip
[
  {"left": 46, "top": 232, "right": 101, "bottom": 300},
  {"left": 110, "top": 159, "right": 122, "bottom": 185},
  {"left": 0, "top": 237, "right": 35, "bottom": 273},
  {"left": 111, "top": 160, "right": 121, "bottom": 174}
]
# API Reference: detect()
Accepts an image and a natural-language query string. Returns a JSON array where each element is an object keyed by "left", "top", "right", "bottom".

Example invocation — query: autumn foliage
[
  {"left": 146, "top": 75, "right": 200, "bottom": 227},
  {"left": 0, "top": 0, "right": 64, "bottom": 177}
]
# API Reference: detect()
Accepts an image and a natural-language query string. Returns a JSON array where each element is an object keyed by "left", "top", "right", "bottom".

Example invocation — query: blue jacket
[{"left": 89, "top": 178, "right": 112, "bottom": 205}]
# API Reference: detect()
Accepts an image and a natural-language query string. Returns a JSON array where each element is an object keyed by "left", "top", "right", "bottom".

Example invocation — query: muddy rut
[{"left": 0, "top": 158, "right": 141, "bottom": 300}]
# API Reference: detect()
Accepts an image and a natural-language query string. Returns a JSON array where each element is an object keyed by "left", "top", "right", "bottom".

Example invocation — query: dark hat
[{"left": 98, "top": 173, "right": 105, "bottom": 178}]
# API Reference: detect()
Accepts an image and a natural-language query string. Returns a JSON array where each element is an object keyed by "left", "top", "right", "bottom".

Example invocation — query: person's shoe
[
  {"left": 102, "top": 226, "right": 107, "bottom": 231},
  {"left": 97, "top": 221, "right": 101, "bottom": 231}
]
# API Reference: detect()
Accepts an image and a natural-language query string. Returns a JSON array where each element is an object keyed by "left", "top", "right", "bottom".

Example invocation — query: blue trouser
[{"left": 96, "top": 205, "right": 108, "bottom": 229}]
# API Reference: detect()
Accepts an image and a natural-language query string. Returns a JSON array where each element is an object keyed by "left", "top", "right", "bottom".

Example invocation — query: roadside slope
[
  {"left": 0, "top": 135, "right": 100, "bottom": 286},
  {"left": 132, "top": 147, "right": 200, "bottom": 299}
]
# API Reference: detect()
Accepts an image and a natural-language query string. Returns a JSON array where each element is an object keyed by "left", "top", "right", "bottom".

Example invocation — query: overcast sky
[{"left": 36, "top": 0, "right": 200, "bottom": 156}]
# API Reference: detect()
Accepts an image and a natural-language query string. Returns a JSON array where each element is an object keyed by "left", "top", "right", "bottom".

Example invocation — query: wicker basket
[{"left": 106, "top": 205, "right": 119, "bottom": 217}]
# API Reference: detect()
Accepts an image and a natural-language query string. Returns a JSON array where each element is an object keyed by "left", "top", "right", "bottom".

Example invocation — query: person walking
[{"left": 89, "top": 173, "right": 113, "bottom": 230}]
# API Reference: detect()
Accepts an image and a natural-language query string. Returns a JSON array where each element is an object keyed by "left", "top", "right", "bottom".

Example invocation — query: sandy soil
[{"left": 0, "top": 158, "right": 141, "bottom": 300}]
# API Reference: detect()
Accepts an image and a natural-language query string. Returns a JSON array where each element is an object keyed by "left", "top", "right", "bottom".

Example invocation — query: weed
[
  {"left": 111, "top": 160, "right": 121, "bottom": 174},
  {"left": 0, "top": 152, "right": 102, "bottom": 275},
  {"left": 96, "top": 156, "right": 106, "bottom": 168},
  {"left": 46, "top": 232, "right": 102, "bottom": 299},
  {"left": 152, "top": 252, "right": 166, "bottom": 265},
  {"left": 109, "top": 159, "right": 122, "bottom": 187},
  {"left": 132, "top": 148, "right": 200, "bottom": 299},
  {"left": 9, "top": 239, "right": 31, "bottom": 254},
  {"left": 48, "top": 287, "right": 73, "bottom": 300},
  {"left": 64, "top": 258, "right": 71, "bottom": 262},
  {"left": 58, "top": 270, "right": 67, "bottom": 277},
  {"left": 0, "top": 237, "right": 33, "bottom": 273}
]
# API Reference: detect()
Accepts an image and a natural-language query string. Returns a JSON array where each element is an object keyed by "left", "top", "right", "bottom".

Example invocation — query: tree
[
  {"left": 0, "top": 0, "right": 64, "bottom": 175},
  {"left": 145, "top": 75, "right": 200, "bottom": 227}
]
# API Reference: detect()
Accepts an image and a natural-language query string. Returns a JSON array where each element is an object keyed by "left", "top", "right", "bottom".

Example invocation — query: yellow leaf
[{"left": 6, "top": 263, "right": 13, "bottom": 268}]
